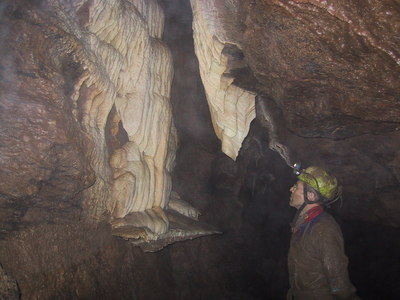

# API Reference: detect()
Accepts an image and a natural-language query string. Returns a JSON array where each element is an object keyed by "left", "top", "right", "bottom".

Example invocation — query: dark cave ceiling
[
  {"left": 0, "top": 0, "right": 399, "bottom": 238},
  {"left": 0, "top": 0, "right": 399, "bottom": 299}
]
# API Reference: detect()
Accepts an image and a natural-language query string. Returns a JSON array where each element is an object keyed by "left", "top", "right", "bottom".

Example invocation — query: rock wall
[
  {"left": 0, "top": 0, "right": 179, "bottom": 235},
  {"left": 179, "top": 0, "right": 400, "bottom": 227},
  {"left": 237, "top": 0, "right": 400, "bottom": 226},
  {"left": 0, "top": 0, "right": 399, "bottom": 299},
  {"left": 239, "top": 0, "right": 400, "bottom": 139},
  {"left": 0, "top": 223, "right": 177, "bottom": 300}
]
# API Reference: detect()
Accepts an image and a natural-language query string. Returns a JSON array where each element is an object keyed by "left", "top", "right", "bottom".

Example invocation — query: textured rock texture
[
  {"left": 235, "top": 0, "right": 400, "bottom": 226},
  {"left": 239, "top": 0, "right": 400, "bottom": 139},
  {"left": 0, "top": 0, "right": 200, "bottom": 241},
  {"left": 0, "top": 223, "right": 177, "bottom": 300},
  {"left": 190, "top": 0, "right": 256, "bottom": 160},
  {"left": 0, "top": 0, "right": 399, "bottom": 299},
  {"left": 0, "top": 0, "right": 96, "bottom": 230},
  {"left": 0, "top": 264, "right": 20, "bottom": 300},
  {"left": 187, "top": 0, "right": 400, "bottom": 225}
]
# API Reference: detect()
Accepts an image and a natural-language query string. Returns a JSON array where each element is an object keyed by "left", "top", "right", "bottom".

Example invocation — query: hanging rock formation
[
  {"left": 188, "top": 0, "right": 400, "bottom": 226},
  {"left": 0, "top": 0, "right": 217, "bottom": 245},
  {"left": 67, "top": 0, "right": 177, "bottom": 226},
  {"left": 190, "top": 0, "right": 256, "bottom": 160},
  {"left": 236, "top": 0, "right": 400, "bottom": 226},
  {"left": 0, "top": 0, "right": 399, "bottom": 299}
]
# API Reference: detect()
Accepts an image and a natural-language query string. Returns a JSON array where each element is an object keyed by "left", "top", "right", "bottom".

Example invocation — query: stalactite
[{"left": 190, "top": 0, "right": 256, "bottom": 160}]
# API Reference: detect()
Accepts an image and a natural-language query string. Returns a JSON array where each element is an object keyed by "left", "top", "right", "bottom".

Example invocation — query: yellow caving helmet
[{"left": 298, "top": 166, "right": 338, "bottom": 200}]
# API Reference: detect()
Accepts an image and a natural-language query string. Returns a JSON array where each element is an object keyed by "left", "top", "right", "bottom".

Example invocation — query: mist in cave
[
  {"left": 0, "top": 0, "right": 399, "bottom": 299},
  {"left": 160, "top": 0, "right": 400, "bottom": 299}
]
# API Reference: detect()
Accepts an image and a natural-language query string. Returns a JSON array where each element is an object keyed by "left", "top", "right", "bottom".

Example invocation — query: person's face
[{"left": 289, "top": 180, "right": 305, "bottom": 209}]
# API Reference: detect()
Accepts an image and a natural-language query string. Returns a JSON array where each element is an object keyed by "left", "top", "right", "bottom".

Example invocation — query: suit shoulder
[{"left": 312, "top": 212, "right": 342, "bottom": 234}]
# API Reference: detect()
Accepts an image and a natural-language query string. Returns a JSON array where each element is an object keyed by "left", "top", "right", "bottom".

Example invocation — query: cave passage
[
  {"left": 160, "top": 0, "right": 400, "bottom": 299},
  {"left": 0, "top": 0, "right": 399, "bottom": 299}
]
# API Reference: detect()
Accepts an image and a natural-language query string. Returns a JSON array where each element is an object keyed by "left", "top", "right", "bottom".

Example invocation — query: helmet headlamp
[{"left": 292, "top": 162, "right": 302, "bottom": 176}]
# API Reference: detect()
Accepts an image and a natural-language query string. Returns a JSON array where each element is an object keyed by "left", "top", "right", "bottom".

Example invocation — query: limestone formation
[
  {"left": 57, "top": 0, "right": 176, "bottom": 226},
  {"left": 238, "top": 0, "right": 400, "bottom": 225},
  {"left": 0, "top": 0, "right": 215, "bottom": 242},
  {"left": 121, "top": 210, "right": 221, "bottom": 252},
  {"left": 190, "top": 0, "right": 256, "bottom": 160},
  {"left": 24, "top": 0, "right": 176, "bottom": 236},
  {"left": 168, "top": 191, "right": 200, "bottom": 220}
]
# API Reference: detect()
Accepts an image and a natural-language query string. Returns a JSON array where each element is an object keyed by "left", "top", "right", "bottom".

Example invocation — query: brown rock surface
[
  {"left": 234, "top": 0, "right": 400, "bottom": 225},
  {"left": 239, "top": 0, "right": 400, "bottom": 138},
  {"left": 0, "top": 0, "right": 399, "bottom": 299},
  {"left": 0, "top": 222, "right": 176, "bottom": 300},
  {"left": 0, "top": 0, "right": 95, "bottom": 229},
  {"left": 0, "top": 263, "right": 20, "bottom": 300}
]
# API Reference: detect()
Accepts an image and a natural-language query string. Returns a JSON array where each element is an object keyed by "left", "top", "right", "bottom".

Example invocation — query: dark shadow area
[
  {"left": 160, "top": 0, "right": 400, "bottom": 299},
  {"left": 237, "top": 154, "right": 400, "bottom": 299},
  {"left": 343, "top": 220, "right": 400, "bottom": 299},
  {"left": 1, "top": 1, "right": 399, "bottom": 299},
  {"left": 237, "top": 160, "right": 293, "bottom": 299}
]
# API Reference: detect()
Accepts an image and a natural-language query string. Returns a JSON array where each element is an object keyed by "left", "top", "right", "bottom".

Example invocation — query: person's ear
[{"left": 307, "top": 191, "right": 317, "bottom": 202}]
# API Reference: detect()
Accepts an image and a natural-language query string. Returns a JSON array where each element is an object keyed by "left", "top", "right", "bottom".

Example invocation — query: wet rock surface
[
  {"left": 0, "top": 223, "right": 176, "bottom": 300},
  {"left": 0, "top": 264, "right": 20, "bottom": 300},
  {"left": 0, "top": 0, "right": 399, "bottom": 299},
  {"left": 239, "top": 0, "right": 400, "bottom": 138},
  {"left": 236, "top": 0, "right": 400, "bottom": 226},
  {"left": 0, "top": 0, "right": 94, "bottom": 231}
]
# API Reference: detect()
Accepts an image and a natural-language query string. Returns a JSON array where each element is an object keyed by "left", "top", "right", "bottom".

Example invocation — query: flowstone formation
[
  {"left": 190, "top": 0, "right": 400, "bottom": 226},
  {"left": 190, "top": 0, "right": 256, "bottom": 160},
  {"left": 0, "top": 0, "right": 217, "bottom": 249}
]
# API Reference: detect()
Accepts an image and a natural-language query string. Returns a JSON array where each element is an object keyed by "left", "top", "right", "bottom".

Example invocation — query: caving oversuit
[{"left": 287, "top": 206, "right": 359, "bottom": 300}]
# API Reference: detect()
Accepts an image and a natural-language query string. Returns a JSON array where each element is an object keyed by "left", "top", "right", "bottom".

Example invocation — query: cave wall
[
  {"left": 0, "top": 0, "right": 212, "bottom": 245},
  {"left": 235, "top": 0, "right": 400, "bottom": 226},
  {"left": 0, "top": 223, "right": 178, "bottom": 300},
  {"left": 0, "top": 0, "right": 250, "bottom": 298},
  {"left": 0, "top": 0, "right": 399, "bottom": 299},
  {"left": 189, "top": 0, "right": 400, "bottom": 226}
]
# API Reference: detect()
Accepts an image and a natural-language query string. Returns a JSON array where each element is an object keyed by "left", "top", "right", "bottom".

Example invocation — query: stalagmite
[{"left": 190, "top": 0, "right": 256, "bottom": 160}]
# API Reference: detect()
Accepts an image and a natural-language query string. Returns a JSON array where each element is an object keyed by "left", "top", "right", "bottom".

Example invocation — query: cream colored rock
[
  {"left": 31, "top": 0, "right": 214, "bottom": 244},
  {"left": 190, "top": 0, "right": 256, "bottom": 160},
  {"left": 112, "top": 207, "right": 169, "bottom": 239},
  {"left": 85, "top": 0, "right": 175, "bottom": 229},
  {"left": 168, "top": 191, "right": 200, "bottom": 220},
  {"left": 45, "top": 0, "right": 177, "bottom": 234}
]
